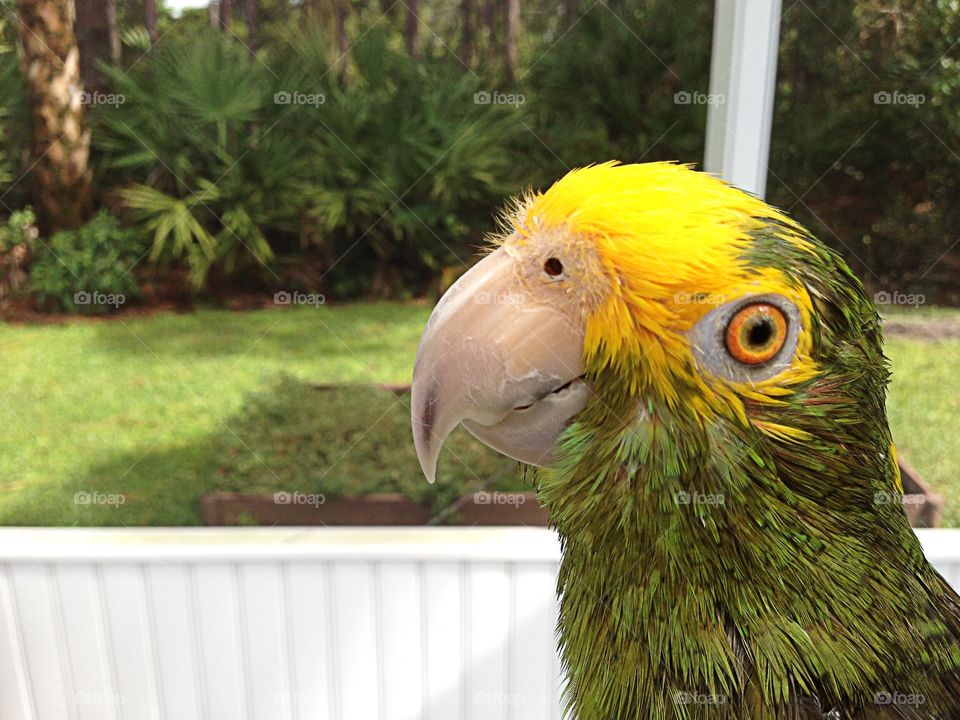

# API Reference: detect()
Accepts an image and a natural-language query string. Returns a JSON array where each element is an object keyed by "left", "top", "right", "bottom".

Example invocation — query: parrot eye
[
  {"left": 725, "top": 303, "right": 788, "bottom": 365},
  {"left": 543, "top": 257, "right": 564, "bottom": 277},
  {"left": 688, "top": 294, "right": 801, "bottom": 383}
]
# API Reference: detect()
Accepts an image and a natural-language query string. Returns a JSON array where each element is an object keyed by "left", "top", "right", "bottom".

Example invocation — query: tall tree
[
  {"left": 562, "top": 0, "right": 578, "bottom": 30},
  {"left": 460, "top": 0, "right": 474, "bottom": 66},
  {"left": 333, "top": 0, "right": 348, "bottom": 73},
  {"left": 504, "top": 0, "right": 518, "bottom": 80},
  {"left": 74, "top": 0, "right": 111, "bottom": 90},
  {"left": 404, "top": 0, "right": 420, "bottom": 58},
  {"left": 209, "top": 0, "right": 220, "bottom": 28},
  {"left": 15, "top": 0, "right": 92, "bottom": 233},
  {"left": 144, "top": 0, "right": 158, "bottom": 44},
  {"left": 220, "top": 0, "right": 233, "bottom": 28},
  {"left": 106, "top": 0, "right": 119, "bottom": 62},
  {"left": 243, "top": 0, "right": 257, "bottom": 55}
]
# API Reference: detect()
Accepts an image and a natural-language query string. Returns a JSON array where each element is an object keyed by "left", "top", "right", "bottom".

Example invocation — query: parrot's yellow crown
[{"left": 499, "top": 161, "right": 819, "bottom": 429}]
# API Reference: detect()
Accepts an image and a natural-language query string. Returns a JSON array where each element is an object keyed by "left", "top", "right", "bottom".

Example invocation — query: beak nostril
[{"left": 512, "top": 375, "right": 585, "bottom": 411}]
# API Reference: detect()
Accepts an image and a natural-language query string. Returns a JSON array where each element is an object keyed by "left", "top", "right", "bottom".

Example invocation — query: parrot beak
[{"left": 411, "top": 247, "right": 590, "bottom": 483}]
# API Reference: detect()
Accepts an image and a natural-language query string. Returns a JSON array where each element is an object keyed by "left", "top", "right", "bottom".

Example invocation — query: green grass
[
  {"left": 0, "top": 302, "right": 958, "bottom": 525},
  {"left": 0, "top": 303, "right": 432, "bottom": 525},
  {"left": 887, "top": 336, "right": 960, "bottom": 525}
]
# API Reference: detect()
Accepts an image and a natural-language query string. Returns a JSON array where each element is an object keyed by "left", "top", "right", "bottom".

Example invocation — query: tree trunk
[
  {"left": 460, "top": 0, "right": 474, "bottom": 67},
  {"left": 15, "top": 0, "right": 93, "bottom": 234},
  {"left": 405, "top": 0, "right": 420, "bottom": 58},
  {"left": 334, "top": 2, "right": 348, "bottom": 72},
  {"left": 220, "top": 0, "right": 233, "bottom": 28},
  {"left": 243, "top": 0, "right": 257, "bottom": 55},
  {"left": 209, "top": 0, "right": 220, "bottom": 29},
  {"left": 144, "top": 0, "right": 158, "bottom": 44},
  {"left": 504, "top": 0, "right": 519, "bottom": 80},
  {"left": 74, "top": 0, "right": 111, "bottom": 91},
  {"left": 562, "top": 0, "right": 578, "bottom": 30},
  {"left": 106, "top": 0, "right": 120, "bottom": 63},
  {"left": 481, "top": 0, "right": 497, "bottom": 67}
]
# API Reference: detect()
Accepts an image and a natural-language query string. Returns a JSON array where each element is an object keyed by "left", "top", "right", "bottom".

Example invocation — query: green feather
[{"left": 534, "top": 217, "right": 960, "bottom": 719}]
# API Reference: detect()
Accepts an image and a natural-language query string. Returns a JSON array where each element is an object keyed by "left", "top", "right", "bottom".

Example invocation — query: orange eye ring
[{"left": 725, "top": 303, "right": 788, "bottom": 365}]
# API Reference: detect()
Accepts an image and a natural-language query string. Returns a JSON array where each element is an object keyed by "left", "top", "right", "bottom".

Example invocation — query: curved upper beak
[{"left": 411, "top": 247, "right": 590, "bottom": 483}]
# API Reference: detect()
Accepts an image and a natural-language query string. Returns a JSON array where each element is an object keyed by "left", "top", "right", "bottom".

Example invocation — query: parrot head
[
  {"left": 413, "top": 161, "right": 876, "bottom": 498},
  {"left": 411, "top": 162, "right": 960, "bottom": 718}
]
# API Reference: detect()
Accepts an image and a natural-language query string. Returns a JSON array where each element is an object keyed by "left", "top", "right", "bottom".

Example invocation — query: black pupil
[
  {"left": 747, "top": 317, "right": 774, "bottom": 347},
  {"left": 544, "top": 257, "right": 563, "bottom": 276}
]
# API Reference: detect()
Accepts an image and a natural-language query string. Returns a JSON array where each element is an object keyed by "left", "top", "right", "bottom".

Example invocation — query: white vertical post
[{"left": 704, "top": 0, "right": 783, "bottom": 198}]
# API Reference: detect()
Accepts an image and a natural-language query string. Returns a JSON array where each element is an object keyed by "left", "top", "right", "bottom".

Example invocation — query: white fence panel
[{"left": 0, "top": 527, "right": 958, "bottom": 720}]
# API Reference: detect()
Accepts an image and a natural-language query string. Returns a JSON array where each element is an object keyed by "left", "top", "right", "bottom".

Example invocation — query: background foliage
[{"left": 1, "top": 0, "right": 959, "bottom": 305}]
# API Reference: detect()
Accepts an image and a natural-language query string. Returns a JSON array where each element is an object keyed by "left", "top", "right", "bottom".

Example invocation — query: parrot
[{"left": 410, "top": 162, "right": 960, "bottom": 719}]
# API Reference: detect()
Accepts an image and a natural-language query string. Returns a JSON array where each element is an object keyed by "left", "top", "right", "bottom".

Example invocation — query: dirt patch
[{"left": 883, "top": 318, "right": 960, "bottom": 340}]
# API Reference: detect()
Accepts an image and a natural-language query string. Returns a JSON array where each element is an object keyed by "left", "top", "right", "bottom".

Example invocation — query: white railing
[{"left": 1, "top": 527, "right": 959, "bottom": 720}]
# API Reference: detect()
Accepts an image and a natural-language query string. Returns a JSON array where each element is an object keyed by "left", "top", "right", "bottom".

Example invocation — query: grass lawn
[{"left": 0, "top": 302, "right": 958, "bottom": 525}]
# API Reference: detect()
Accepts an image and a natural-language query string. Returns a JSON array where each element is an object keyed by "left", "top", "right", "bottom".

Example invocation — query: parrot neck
[{"left": 537, "top": 386, "right": 960, "bottom": 719}]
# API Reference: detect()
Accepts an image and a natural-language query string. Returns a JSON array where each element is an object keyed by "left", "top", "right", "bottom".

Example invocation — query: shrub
[
  {"left": 96, "top": 32, "right": 299, "bottom": 290},
  {"left": 94, "top": 25, "right": 529, "bottom": 296},
  {"left": 525, "top": 1, "right": 714, "bottom": 180},
  {"left": 0, "top": 207, "right": 37, "bottom": 297},
  {"left": 279, "top": 26, "right": 529, "bottom": 297},
  {"left": 30, "top": 211, "right": 144, "bottom": 313}
]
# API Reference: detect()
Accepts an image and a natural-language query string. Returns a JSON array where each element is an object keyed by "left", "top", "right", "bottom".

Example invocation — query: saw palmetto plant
[{"left": 412, "top": 162, "right": 960, "bottom": 719}]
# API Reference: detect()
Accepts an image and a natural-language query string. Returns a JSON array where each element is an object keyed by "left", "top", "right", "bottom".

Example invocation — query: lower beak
[{"left": 411, "top": 247, "right": 590, "bottom": 483}]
